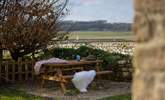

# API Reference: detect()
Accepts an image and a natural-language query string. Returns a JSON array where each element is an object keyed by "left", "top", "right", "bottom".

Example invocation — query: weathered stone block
[
  {"left": 133, "top": 13, "right": 153, "bottom": 42},
  {"left": 135, "top": 0, "right": 165, "bottom": 13},
  {"left": 134, "top": 41, "right": 165, "bottom": 71},
  {"left": 133, "top": 71, "right": 156, "bottom": 100},
  {"left": 133, "top": 0, "right": 165, "bottom": 100}
]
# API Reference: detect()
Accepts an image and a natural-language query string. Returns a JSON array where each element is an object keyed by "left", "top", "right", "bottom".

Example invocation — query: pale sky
[{"left": 64, "top": 0, "right": 134, "bottom": 23}]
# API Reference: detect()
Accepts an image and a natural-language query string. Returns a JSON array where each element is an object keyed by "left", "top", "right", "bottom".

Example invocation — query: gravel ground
[{"left": 26, "top": 80, "right": 131, "bottom": 100}]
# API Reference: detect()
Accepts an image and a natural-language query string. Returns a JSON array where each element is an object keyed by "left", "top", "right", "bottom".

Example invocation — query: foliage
[
  {"left": 53, "top": 48, "right": 77, "bottom": 60},
  {"left": 0, "top": 0, "right": 69, "bottom": 61}
]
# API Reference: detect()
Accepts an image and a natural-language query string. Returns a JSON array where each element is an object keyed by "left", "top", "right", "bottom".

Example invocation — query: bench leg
[
  {"left": 39, "top": 79, "right": 45, "bottom": 93},
  {"left": 57, "top": 69, "right": 67, "bottom": 94},
  {"left": 96, "top": 63, "right": 102, "bottom": 79},
  {"left": 60, "top": 82, "right": 66, "bottom": 94},
  {"left": 41, "top": 79, "right": 44, "bottom": 88}
]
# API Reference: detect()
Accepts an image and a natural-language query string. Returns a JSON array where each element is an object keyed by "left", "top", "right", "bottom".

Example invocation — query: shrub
[
  {"left": 52, "top": 46, "right": 131, "bottom": 70},
  {"left": 53, "top": 48, "right": 77, "bottom": 60}
]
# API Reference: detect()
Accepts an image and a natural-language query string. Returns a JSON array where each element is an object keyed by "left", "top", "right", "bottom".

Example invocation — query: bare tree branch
[{"left": 0, "top": 0, "right": 69, "bottom": 60}]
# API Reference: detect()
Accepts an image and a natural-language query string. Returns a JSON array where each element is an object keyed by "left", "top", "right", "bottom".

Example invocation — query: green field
[{"left": 69, "top": 31, "right": 134, "bottom": 40}]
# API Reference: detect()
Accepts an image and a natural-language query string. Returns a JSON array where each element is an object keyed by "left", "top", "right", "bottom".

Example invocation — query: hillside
[{"left": 61, "top": 20, "right": 132, "bottom": 32}]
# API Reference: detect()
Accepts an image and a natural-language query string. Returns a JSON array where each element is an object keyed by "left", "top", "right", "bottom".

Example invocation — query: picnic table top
[{"left": 42, "top": 60, "right": 103, "bottom": 68}]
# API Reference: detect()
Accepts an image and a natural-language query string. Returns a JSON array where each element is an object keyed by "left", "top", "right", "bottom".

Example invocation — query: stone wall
[{"left": 133, "top": 0, "right": 165, "bottom": 100}]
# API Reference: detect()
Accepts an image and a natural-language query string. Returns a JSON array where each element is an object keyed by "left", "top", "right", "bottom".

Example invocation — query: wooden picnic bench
[{"left": 38, "top": 60, "right": 112, "bottom": 94}]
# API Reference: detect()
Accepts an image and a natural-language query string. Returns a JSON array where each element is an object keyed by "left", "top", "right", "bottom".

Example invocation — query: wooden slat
[
  {"left": 41, "top": 70, "right": 112, "bottom": 84},
  {"left": 42, "top": 75, "right": 68, "bottom": 82},
  {"left": 63, "top": 75, "right": 73, "bottom": 79},
  {"left": 31, "top": 60, "right": 35, "bottom": 79},
  {"left": 96, "top": 71, "right": 112, "bottom": 75},
  {"left": 2, "top": 60, "right": 34, "bottom": 64},
  {"left": 1, "top": 72, "right": 33, "bottom": 74},
  {"left": 12, "top": 61, "right": 15, "bottom": 82},
  {"left": 5, "top": 62, "right": 9, "bottom": 82},
  {"left": 0, "top": 64, "right": 1, "bottom": 82},
  {"left": 42, "top": 60, "right": 103, "bottom": 68},
  {"left": 18, "top": 59, "right": 22, "bottom": 81},
  {"left": 25, "top": 59, "right": 28, "bottom": 81}
]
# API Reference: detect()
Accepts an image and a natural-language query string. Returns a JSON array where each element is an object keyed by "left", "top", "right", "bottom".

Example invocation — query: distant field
[{"left": 69, "top": 31, "right": 134, "bottom": 40}]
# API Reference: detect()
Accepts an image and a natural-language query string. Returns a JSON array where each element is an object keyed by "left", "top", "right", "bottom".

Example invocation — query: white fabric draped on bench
[{"left": 34, "top": 58, "right": 68, "bottom": 75}]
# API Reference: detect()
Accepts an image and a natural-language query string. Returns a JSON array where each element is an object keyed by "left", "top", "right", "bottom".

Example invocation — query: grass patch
[
  {"left": 99, "top": 94, "right": 131, "bottom": 100},
  {"left": 0, "top": 87, "right": 43, "bottom": 100},
  {"left": 64, "top": 89, "right": 80, "bottom": 96}
]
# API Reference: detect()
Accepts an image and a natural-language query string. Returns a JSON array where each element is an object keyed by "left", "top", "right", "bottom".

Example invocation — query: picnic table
[{"left": 39, "top": 60, "right": 111, "bottom": 94}]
